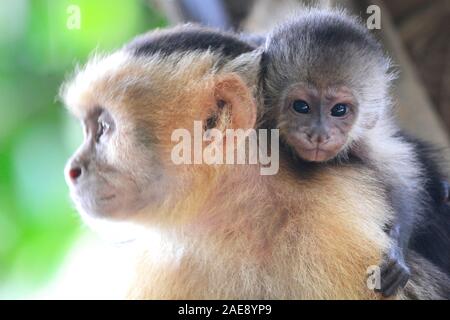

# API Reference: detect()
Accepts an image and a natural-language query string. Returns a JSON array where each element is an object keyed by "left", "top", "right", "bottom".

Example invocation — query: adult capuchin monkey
[
  {"left": 260, "top": 9, "right": 450, "bottom": 297},
  {"left": 61, "top": 25, "right": 450, "bottom": 299}
]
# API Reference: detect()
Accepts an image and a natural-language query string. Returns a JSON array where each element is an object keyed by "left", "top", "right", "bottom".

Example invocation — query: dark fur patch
[
  {"left": 397, "top": 132, "right": 450, "bottom": 276},
  {"left": 126, "top": 26, "right": 255, "bottom": 59},
  {"left": 205, "top": 114, "right": 218, "bottom": 130}
]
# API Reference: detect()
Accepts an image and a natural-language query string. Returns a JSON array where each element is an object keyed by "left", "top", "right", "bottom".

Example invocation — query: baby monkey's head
[{"left": 263, "top": 9, "right": 395, "bottom": 162}]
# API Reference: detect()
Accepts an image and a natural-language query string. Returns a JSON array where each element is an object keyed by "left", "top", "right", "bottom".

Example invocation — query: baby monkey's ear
[{"left": 213, "top": 50, "right": 262, "bottom": 130}]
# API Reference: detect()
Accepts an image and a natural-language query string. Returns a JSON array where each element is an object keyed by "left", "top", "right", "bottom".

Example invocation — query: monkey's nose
[
  {"left": 317, "top": 135, "right": 330, "bottom": 144},
  {"left": 308, "top": 133, "right": 330, "bottom": 144},
  {"left": 69, "top": 167, "right": 82, "bottom": 180}
]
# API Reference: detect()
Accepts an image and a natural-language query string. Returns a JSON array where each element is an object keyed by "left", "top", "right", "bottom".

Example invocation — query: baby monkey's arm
[{"left": 376, "top": 186, "right": 414, "bottom": 297}]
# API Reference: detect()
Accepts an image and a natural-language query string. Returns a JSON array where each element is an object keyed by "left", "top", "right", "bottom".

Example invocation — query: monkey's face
[
  {"left": 61, "top": 51, "right": 180, "bottom": 220},
  {"left": 64, "top": 106, "right": 168, "bottom": 220},
  {"left": 278, "top": 84, "right": 358, "bottom": 162}
]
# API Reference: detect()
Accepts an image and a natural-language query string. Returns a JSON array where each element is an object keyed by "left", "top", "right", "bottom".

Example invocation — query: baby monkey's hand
[{"left": 375, "top": 247, "right": 410, "bottom": 297}]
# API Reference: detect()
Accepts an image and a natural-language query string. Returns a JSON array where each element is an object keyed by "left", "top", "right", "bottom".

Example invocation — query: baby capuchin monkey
[{"left": 261, "top": 10, "right": 435, "bottom": 297}]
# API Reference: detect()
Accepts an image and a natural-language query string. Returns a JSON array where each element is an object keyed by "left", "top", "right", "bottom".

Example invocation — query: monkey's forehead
[
  {"left": 60, "top": 48, "right": 220, "bottom": 119},
  {"left": 60, "top": 25, "right": 257, "bottom": 119},
  {"left": 60, "top": 50, "right": 125, "bottom": 116},
  {"left": 269, "top": 9, "right": 377, "bottom": 47},
  {"left": 265, "top": 9, "right": 384, "bottom": 66}
]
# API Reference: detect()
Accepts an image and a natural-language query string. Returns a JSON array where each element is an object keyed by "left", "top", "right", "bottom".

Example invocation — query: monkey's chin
[
  {"left": 297, "top": 148, "right": 336, "bottom": 163},
  {"left": 70, "top": 191, "right": 140, "bottom": 221}
]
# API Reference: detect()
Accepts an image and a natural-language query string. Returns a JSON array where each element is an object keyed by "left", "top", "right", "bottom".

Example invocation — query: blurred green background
[{"left": 0, "top": 0, "right": 167, "bottom": 299}]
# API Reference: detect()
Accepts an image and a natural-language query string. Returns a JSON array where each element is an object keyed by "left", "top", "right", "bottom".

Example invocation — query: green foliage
[{"left": 0, "top": 0, "right": 167, "bottom": 298}]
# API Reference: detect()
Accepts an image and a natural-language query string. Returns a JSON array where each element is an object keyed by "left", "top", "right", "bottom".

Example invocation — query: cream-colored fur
[{"left": 127, "top": 162, "right": 393, "bottom": 299}]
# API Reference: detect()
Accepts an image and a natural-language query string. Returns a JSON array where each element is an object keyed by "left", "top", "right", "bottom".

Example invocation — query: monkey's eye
[
  {"left": 331, "top": 103, "right": 348, "bottom": 117},
  {"left": 95, "top": 120, "right": 109, "bottom": 142},
  {"left": 292, "top": 100, "right": 310, "bottom": 114}
]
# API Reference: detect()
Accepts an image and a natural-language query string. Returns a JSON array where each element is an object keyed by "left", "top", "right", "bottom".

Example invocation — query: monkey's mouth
[
  {"left": 297, "top": 147, "right": 334, "bottom": 162},
  {"left": 99, "top": 194, "right": 116, "bottom": 201}
]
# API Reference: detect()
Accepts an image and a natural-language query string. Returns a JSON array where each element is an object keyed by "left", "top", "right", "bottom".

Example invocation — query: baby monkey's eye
[
  {"left": 292, "top": 100, "right": 310, "bottom": 114},
  {"left": 331, "top": 103, "right": 348, "bottom": 117}
]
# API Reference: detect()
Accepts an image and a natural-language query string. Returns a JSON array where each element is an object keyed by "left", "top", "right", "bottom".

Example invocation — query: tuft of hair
[{"left": 125, "top": 24, "right": 256, "bottom": 60}]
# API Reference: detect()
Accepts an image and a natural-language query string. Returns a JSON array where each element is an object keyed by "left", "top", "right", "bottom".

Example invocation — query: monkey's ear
[
  {"left": 213, "top": 49, "right": 261, "bottom": 130},
  {"left": 214, "top": 74, "right": 257, "bottom": 130}
]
